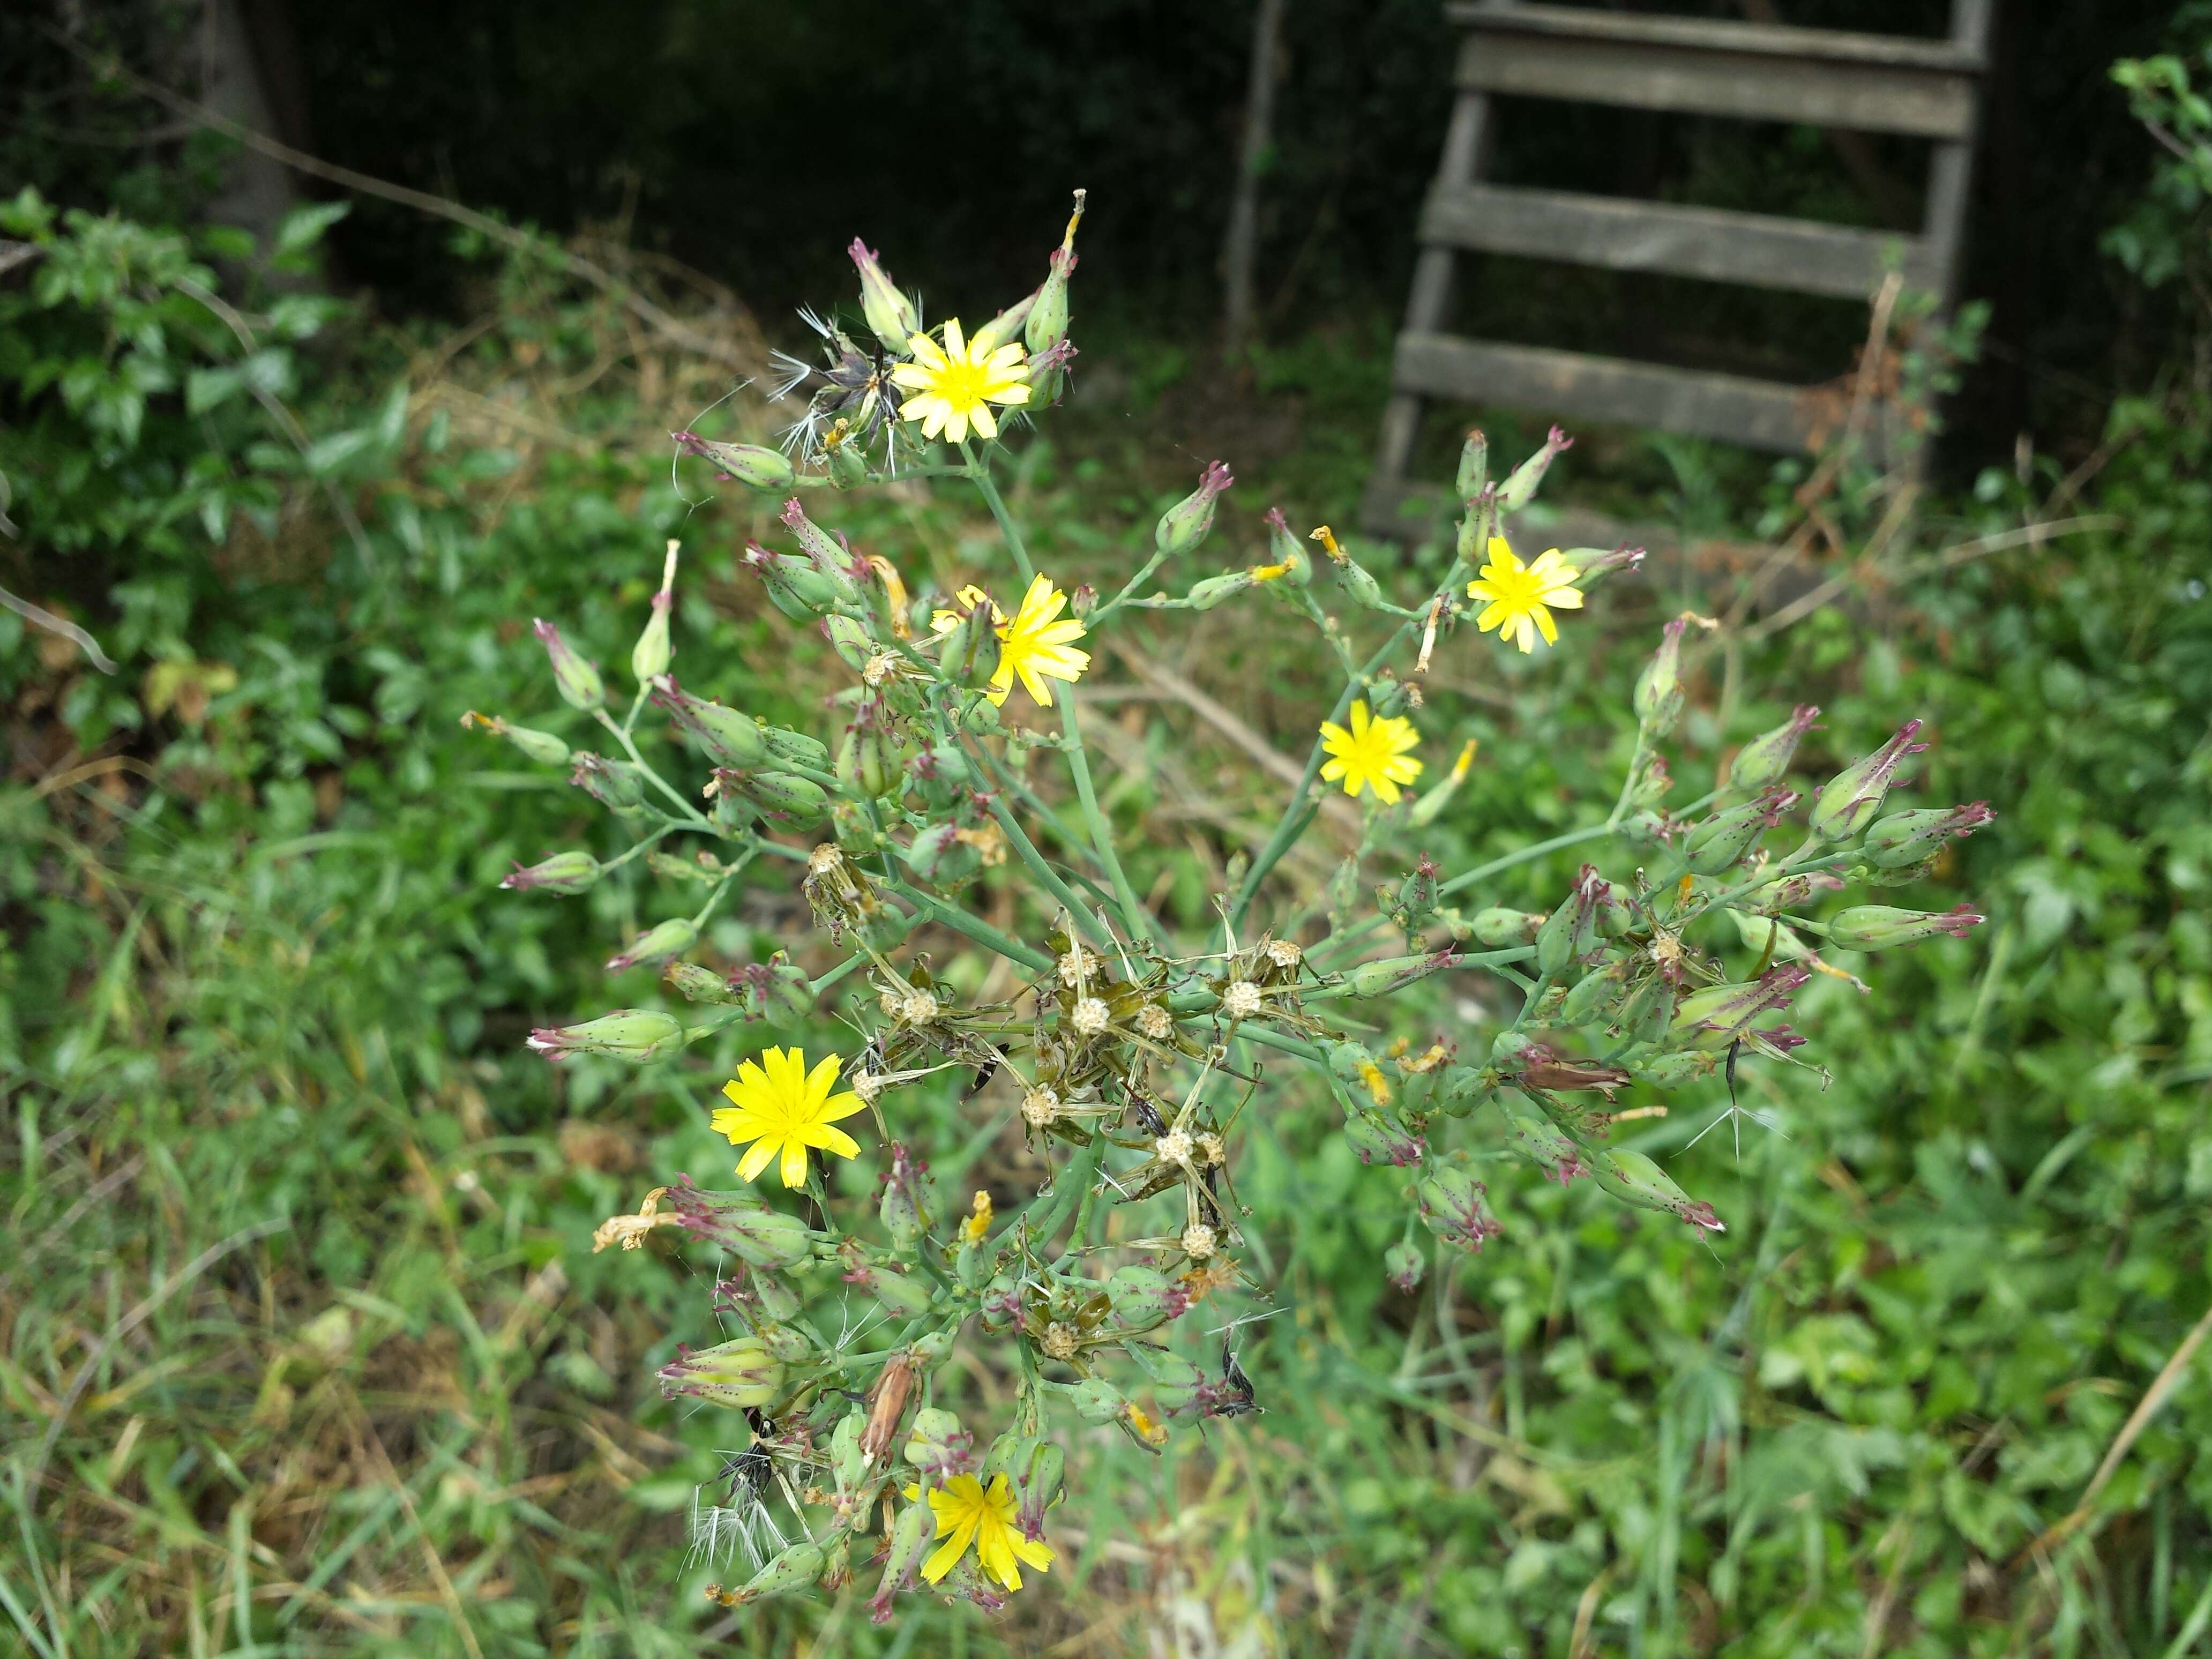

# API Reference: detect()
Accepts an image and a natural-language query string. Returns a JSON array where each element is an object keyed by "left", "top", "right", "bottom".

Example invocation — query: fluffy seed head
[
  {"left": 1071, "top": 997, "right": 1110, "bottom": 1036},
  {"left": 1221, "top": 981, "right": 1262, "bottom": 1020},
  {"left": 1040, "top": 1322, "right": 1078, "bottom": 1361},
  {"left": 1155, "top": 1130, "right": 1193, "bottom": 1165},
  {"left": 1135, "top": 1003, "right": 1174, "bottom": 1040},
  {"left": 1021, "top": 1086, "right": 1061, "bottom": 1127},
  {"left": 1180, "top": 1223, "right": 1218, "bottom": 1260}
]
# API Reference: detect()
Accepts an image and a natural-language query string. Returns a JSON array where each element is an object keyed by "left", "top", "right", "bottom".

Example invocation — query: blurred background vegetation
[{"left": 4, "top": 1, "right": 2210, "bottom": 1655}]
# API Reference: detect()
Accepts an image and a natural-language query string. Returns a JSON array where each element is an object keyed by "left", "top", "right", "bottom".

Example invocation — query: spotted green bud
[
  {"left": 657, "top": 1334, "right": 784, "bottom": 1409},
  {"left": 1810, "top": 720, "right": 1927, "bottom": 841},
  {"left": 672, "top": 429, "right": 794, "bottom": 490},
  {"left": 1124, "top": 1346, "right": 1205, "bottom": 1416},
  {"left": 1671, "top": 964, "right": 1810, "bottom": 1048},
  {"left": 1344, "top": 1109, "right": 1425, "bottom": 1167},
  {"left": 664, "top": 1184, "right": 817, "bottom": 1267},
  {"left": 1417, "top": 1164, "right": 1500, "bottom": 1251},
  {"left": 1184, "top": 571, "right": 1254, "bottom": 611},
  {"left": 1633, "top": 615, "right": 1689, "bottom": 736},
  {"left": 1455, "top": 428, "right": 1490, "bottom": 504},
  {"left": 631, "top": 542, "right": 679, "bottom": 684},
  {"left": 1071, "top": 1377, "right": 1126, "bottom": 1424},
  {"left": 734, "top": 1540, "right": 827, "bottom": 1603},
  {"left": 743, "top": 541, "right": 841, "bottom": 619},
  {"left": 653, "top": 677, "right": 769, "bottom": 768},
  {"left": 525, "top": 1008, "right": 682, "bottom": 1063},
  {"left": 1156, "top": 460, "right": 1233, "bottom": 558},
  {"left": 1590, "top": 1149, "right": 1723, "bottom": 1232},
  {"left": 568, "top": 752, "right": 645, "bottom": 816},
  {"left": 666, "top": 961, "right": 739, "bottom": 1004},
  {"left": 902, "top": 820, "right": 978, "bottom": 885},
  {"left": 937, "top": 600, "right": 1003, "bottom": 692},
  {"left": 1561, "top": 960, "right": 1626, "bottom": 1025},
  {"left": 879, "top": 1141, "right": 933, "bottom": 1249},
  {"left": 1632, "top": 1048, "right": 1717, "bottom": 1087},
  {"left": 533, "top": 619, "right": 603, "bottom": 711},
  {"left": 462, "top": 711, "right": 570, "bottom": 766},
  {"left": 1384, "top": 1238, "right": 1426, "bottom": 1293},
  {"left": 1864, "top": 803, "right": 1995, "bottom": 869},
  {"left": 1024, "top": 192, "right": 1083, "bottom": 352},
  {"left": 1470, "top": 907, "right": 1544, "bottom": 947},
  {"left": 1683, "top": 788, "right": 1800, "bottom": 876},
  {"left": 870, "top": 1489, "right": 933, "bottom": 1621},
  {"left": 1729, "top": 704, "right": 1820, "bottom": 791},
  {"left": 606, "top": 917, "right": 697, "bottom": 974},
  {"left": 1826, "top": 903, "right": 1984, "bottom": 951},
  {"left": 871, "top": 1267, "right": 935, "bottom": 1319},
  {"left": 501, "top": 849, "right": 601, "bottom": 894},
  {"left": 1498, "top": 425, "right": 1573, "bottom": 513},
  {"left": 849, "top": 238, "right": 921, "bottom": 354},
  {"left": 1261, "top": 508, "right": 1314, "bottom": 586}
]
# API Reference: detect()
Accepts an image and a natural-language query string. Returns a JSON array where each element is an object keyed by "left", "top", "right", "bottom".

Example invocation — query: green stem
[
  {"left": 995, "top": 1135, "right": 1102, "bottom": 1259},
  {"left": 962, "top": 440, "right": 1035, "bottom": 585},
  {"left": 594, "top": 708, "right": 714, "bottom": 828},
  {"left": 1056, "top": 681, "right": 1153, "bottom": 944},
  {"left": 890, "top": 880, "right": 1053, "bottom": 973},
  {"left": 974, "top": 788, "right": 1113, "bottom": 947}
]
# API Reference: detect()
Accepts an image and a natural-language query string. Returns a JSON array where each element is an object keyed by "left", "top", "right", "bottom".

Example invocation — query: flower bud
[
  {"left": 1590, "top": 1149, "right": 1724, "bottom": 1232},
  {"left": 1384, "top": 1238, "right": 1426, "bottom": 1293},
  {"left": 1070, "top": 1378, "right": 1126, "bottom": 1424},
  {"left": 1344, "top": 1109, "right": 1425, "bottom": 1167},
  {"left": 1498, "top": 1096, "right": 1590, "bottom": 1185},
  {"left": 526, "top": 1008, "right": 682, "bottom": 1063},
  {"left": 822, "top": 613, "right": 875, "bottom": 672},
  {"left": 1261, "top": 508, "right": 1313, "bottom": 586},
  {"left": 1410, "top": 739, "right": 1478, "bottom": 828},
  {"left": 1333, "top": 554, "right": 1387, "bottom": 611},
  {"left": 1455, "top": 428, "right": 1490, "bottom": 504},
  {"left": 733, "top": 1540, "right": 827, "bottom": 1604},
  {"left": 1810, "top": 720, "right": 1927, "bottom": 842},
  {"left": 743, "top": 541, "right": 841, "bottom": 620},
  {"left": 1560, "top": 960, "right": 1625, "bottom": 1025},
  {"left": 849, "top": 238, "right": 921, "bottom": 354},
  {"left": 671, "top": 429, "right": 794, "bottom": 490},
  {"left": 1497, "top": 425, "right": 1573, "bottom": 513},
  {"left": 568, "top": 752, "right": 645, "bottom": 816},
  {"left": 1729, "top": 704, "right": 1819, "bottom": 791},
  {"left": 1417, "top": 1165, "right": 1501, "bottom": 1251},
  {"left": 898, "top": 821, "right": 975, "bottom": 886},
  {"left": 937, "top": 599, "right": 1004, "bottom": 692},
  {"left": 1111, "top": 1265, "right": 1194, "bottom": 1326},
  {"left": 1633, "top": 616, "right": 1689, "bottom": 737},
  {"left": 760, "top": 724, "right": 831, "bottom": 772},
  {"left": 501, "top": 850, "right": 601, "bottom": 894},
  {"left": 1126, "top": 1347, "right": 1206, "bottom": 1416},
  {"left": 871, "top": 1268, "right": 936, "bottom": 1319},
  {"left": 863, "top": 1145, "right": 928, "bottom": 1252},
  {"left": 903, "top": 1407, "right": 974, "bottom": 1477},
  {"left": 1682, "top": 788, "right": 1800, "bottom": 876},
  {"left": 1633, "top": 1048, "right": 1717, "bottom": 1087},
  {"left": 652, "top": 677, "right": 769, "bottom": 769},
  {"left": 1024, "top": 191, "right": 1084, "bottom": 353},
  {"left": 870, "top": 1491, "right": 933, "bottom": 1623},
  {"left": 631, "top": 541, "right": 679, "bottom": 684},
  {"left": 666, "top": 961, "right": 739, "bottom": 1004},
  {"left": 714, "top": 767, "right": 831, "bottom": 831},
  {"left": 607, "top": 917, "right": 698, "bottom": 973},
  {"left": 1156, "top": 461, "right": 1233, "bottom": 558},
  {"left": 724, "top": 952, "right": 815, "bottom": 1023},
  {"left": 1183, "top": 571, "right": 1255, "bottom": 611},
  {"left": 1864, "top": 802, "right": 1995, "bottom": 869},
  {"left": 1469, "top": 907, "right": 1544, "bottom": 947},
  {"left": 1671, "top": 963, "right": 1810, "bottom": 1048},
  {"left": 666, "top": 1181, "right": 816, "bottom": 1267},
  {"left": 533, "top": 619, "right": 603, "bottom": 711},
  {"left": 658, "top": 1335, "right": 785, "bottom": 1409},
  {"left": 1014, "top": 1440, "right": 1064, "bottom": 1542},
  {"left": 1347, "top": 950, "right": 1458, "bottom": 997},
  {"left": 460, "top": 711, "right": 569, "bottom": 766},
  {"left": 1825, "top": 903, "right": 1983, "bottom": 951},
  {"left": 1534, "top": 865, "right": 1611, "bottom": 975}
]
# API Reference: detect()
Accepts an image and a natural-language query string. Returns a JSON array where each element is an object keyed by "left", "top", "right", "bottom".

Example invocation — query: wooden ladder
[{"left": 1365, "top": 0, "right": 1994, "bottom": 538}]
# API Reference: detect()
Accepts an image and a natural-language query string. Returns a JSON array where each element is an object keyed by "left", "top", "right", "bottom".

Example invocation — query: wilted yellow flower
[
  {"left": 891, "top": 318, "right": 1031, "bottom": 445},
  {"left": 1467, "top": 538, "right": 1583, "bottom": 653},
  {"left": 931, "top": 573, "right": 1090, "bottom": 706},
  {"left": 1318, "top": 699, "right": 1424, "bottom": 804},
  {"left": 713, "top": 1046, "right": 865, "bottom": 1189},
  {"left": 959, "top": 1189, "right": 994, "bottom": 1243},
  {"left": 917, "top": 1473, "right": 1055, "bottom": 1591}
]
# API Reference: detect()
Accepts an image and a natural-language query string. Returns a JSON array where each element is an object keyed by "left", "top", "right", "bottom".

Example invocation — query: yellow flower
[
  {"left": 712, "top": 1046, "right": 865, "bottom": 1189},
  {"left": 930, "top": 573, "right": 1090, "bottom": 706},
  {"left": 1466, "top": 537, "right": 1583, "bottom": 653},
  {"left": 959, "top": 1189, "right": 993, "bottom": 1243},
  {"left": 1318, "top": 699, "right": 1424, "bottom": 805},
  {"left": 915, "top": 1473, "right": 1055, "bottom": 1591},
  {"left": 890, "top": 318, "right": 1032, "bottom": 445}
]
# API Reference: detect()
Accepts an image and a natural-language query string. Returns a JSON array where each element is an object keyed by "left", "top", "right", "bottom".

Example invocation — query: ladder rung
[
  {"left": 1390, "top": 331, "right": 1824, "bottom": 453},
  {"left": 1420, "top": 184, "right": 1933, "bottom": 298},
  {"left": 1453, "top": 18, "right": 1978, "bottom": 137},
  {"left": 1445, "top": 4, "right": 1984, "bottom": 73}
]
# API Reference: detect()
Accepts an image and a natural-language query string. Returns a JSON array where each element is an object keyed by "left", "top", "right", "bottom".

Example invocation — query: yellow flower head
[
  {"left": 930, "top": 573, "right": 1090, "bottom": 707},
  {"left": 1318, "top": 699, "right": 1424, "bottom": 805},
  {"left": 917, "top": 1472, "right": 1055, "bottom": 1591},
  {"left": 1467, "top": 537, "right": 1583, "bottom": 653},
  {"left": 712, "top": 1046, "right": 865, "bottom": 1189},
  {"left": 890, "top": 318, "right": 1032, "bottom": 445}
]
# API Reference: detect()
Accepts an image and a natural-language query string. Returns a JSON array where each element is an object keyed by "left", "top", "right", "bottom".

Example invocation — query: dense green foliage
[{"left": 6, "top": 8, "right": 2212, "bottom": 1654}]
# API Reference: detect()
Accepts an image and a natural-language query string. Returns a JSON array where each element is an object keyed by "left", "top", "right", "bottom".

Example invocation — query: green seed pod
[
  {"left": 652, "top": 678, "right": 770, "bottom": 769},
  {"left": 1560, "top": 960, "right": 1625, "bottom": 1026},
  {"left": 657, "top": 1335, "right": 784, "bottom": 1409},
  {"left": 1632, "top": 616, "right": 1688, "bottom": 737},
  {"left": 1825, "top": 903, "right": 1983, "bottom": 951},
  {"left": 871, "top": 1268, "right": 935, "bottom": 1319},
  {"left": 760, "top": 726, "right": 831, "bottom": 772},
  {"left": 1729, "top": 704, "right": 1820, "bottom": 792},
  {"left": 848, "top": 238, "right": 921, "bottom": 354},
  {"left": 1864, "top": 803, "right": 1995, "bottom": 869},
  {"left": 1335, "top": 557, "right": 1387, "bottom": 611},
  {"left": 1455, "top": 428, "right": 1490, "bottom": 504},
  {"left": 736, "top": 1540, "right": 827, "bottom": 1603},
  {"left": 666, "top": 961, "right": 739, "bottom": 1005},
  {"left": 1683, "top": 788, "right": 1800, "bottom": 876},
  {"left": 1497, "top": 424, "right": 1572, "bottom": 514},
  {"left": 525, "top": 1008, "right": 683, "bottom": 1063},
  {"left": 729, "top": 769, "right": 831, "bottom": 829},
  {"left": 1071, "top": 1378, "right": 1126, "bottom": 1424}
]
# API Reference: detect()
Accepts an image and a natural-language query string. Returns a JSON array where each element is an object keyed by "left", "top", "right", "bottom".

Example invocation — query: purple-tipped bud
[
  {"left": 849, "top": 237, "right": 921, "bottom": 353},
  {"left": 1826, "top": 903, "right": 1984, "bottom": 951},
  {"left": 652, "top": 676, "right": 769, "bottom": 768},
  {"left": 1346, "top": 1109, "right": 1427, "bottom": 1167},
  {"left": 879, "top": 1141, "right": 933, "bottom": 1248},
  {"left": 902, "top": 1407, "right": 976, "bottom": 1478},
  {"left": 744, "top": 539, "right": 841, "bottom": 619},
  {"left": 665, "top": 1178, "right": 814, "bottom": 1267},
  {"left": 1574, "top": 543, "right": 1647, "bottom": 577},
  {"left": 1155, "top": 460, "right": 1233, "bottom": 558},
  {"left": 567, "top": 751, "right": 645, "bottom": 814},
  {"left": 1384, "top": 1239, "right": 1427, "bottom": 1294},
  {"left": 1417, "top": 1164, "right": 1501, "bottom": 1251},
  {"left": 778, "top": 499, "right": 868, "bottom": 599},
  {"left": 1347, "top": 950, "right": 1459, "bottom": 998},
  {"left": 671, "top": 429, "right": 794, "bottom": 490},
  {"left": 1682, "top": 787, "right": 1802, "bottom": 876},
  {"left": 1730, "top": 704, "right": 1821, "bottom": 791},
  {"left": 502, "top": 850, "right": 601, "bottom": 894},
  {"left": 1025, "top": 192, "right": 1084, "bottom": 354},
  {"left": 1455, "top": 428, "right": 1490, "bottom": 503},
  {"left": 533, "top": 619, "right": 603, "bottom": 711},
  {"left": 870, "top": 1496, "right": 932, "bottom": 1624},
  {"left": 1013, "top": 1440, "right": 1065, "bottom": 1542},
  {"left": 1534, "top": 864, "right": 1613, "bottom": 974},
  {"left": 726, "top": 952, "right": 815, "bottom": 1023},
  {"left": 1864, "top": 802, "right": 1996, "bottom": 869},
  {"left": 1810, "top": 720, "right": 1927, "bottom": 841},
  {"left": 1108, "top": 1264, "right": 1193, "bottom": 1325},
  {"left": 525, "top": 1008, "right": 682, "bottom": 1063},
  {"left": 460, "top": 711, "right": 570, "bottom": 766},
  {"left": 1497, "top": 425, "right": 1573, "bottom": 513},
  {"left": 1671, "top": 963, "right": 1811, "bottom": 1048},
  {"left": 658, "top": 1334, "right": 784, "bottom": 1408},
  {"left": 1591, "top": 1149, "right": 1724, "bottom": 1232},
  {"left": 606, "top": 917, "right": 698, "bottom": 973}
]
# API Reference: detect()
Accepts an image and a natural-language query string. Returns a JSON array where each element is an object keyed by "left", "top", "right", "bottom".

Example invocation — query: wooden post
[{"left": 1222, "top": 0, "right": 1287, "bottom": 361}]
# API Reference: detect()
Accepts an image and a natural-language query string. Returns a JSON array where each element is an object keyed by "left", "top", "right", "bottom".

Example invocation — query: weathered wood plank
[
  {"left": 1419, "top": 184, "right": 1930, "bottom": 298},
  {"left": 1445, "top": 3, "right": 1983, "bottom": 72},
  {"left": 1391, "top": 332, "right": 1817, "bottom": 453},
  {"left": 1454, "top": 29, "right": 1976, "bottom": 137}
]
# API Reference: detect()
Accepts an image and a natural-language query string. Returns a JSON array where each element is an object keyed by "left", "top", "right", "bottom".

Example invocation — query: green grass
[{"left": 6, "top": 229, "right": 2212, "bottom": 1656}]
